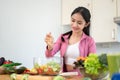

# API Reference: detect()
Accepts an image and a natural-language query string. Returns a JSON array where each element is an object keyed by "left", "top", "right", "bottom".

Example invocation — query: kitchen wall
[
  {"left": 0, "top": 0, "right": 61, "bottom": 68},
  {"left": 96, "top": 42, "right": 120, "bottom": 54}
]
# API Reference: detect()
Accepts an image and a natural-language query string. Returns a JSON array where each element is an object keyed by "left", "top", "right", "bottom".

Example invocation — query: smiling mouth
[{"left": 72, "top": 27, "right": 79, "bottom": 30}]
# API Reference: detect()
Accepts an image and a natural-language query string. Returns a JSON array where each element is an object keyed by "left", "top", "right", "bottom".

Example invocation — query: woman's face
[{"left": 70, "top": 13, "right": 87, "bottom": 33}]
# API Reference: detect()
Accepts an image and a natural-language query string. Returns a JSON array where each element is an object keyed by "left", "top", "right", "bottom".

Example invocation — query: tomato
[
  {"left": 48, "top": 67, "right": 53, "bottom": 72},
  {"left": 24, "top": 69, "right": 30, "bottom": 73},
  {"left": 46, "top": 67, "right": 55, "bottom": 75},
  {"left": 37, "top": 68, "right": 43, "bottom": 74},
  {"left": 3, "top": 61, "right": 12, "bottom": 64}
]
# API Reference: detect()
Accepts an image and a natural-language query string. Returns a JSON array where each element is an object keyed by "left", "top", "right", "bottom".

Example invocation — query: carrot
[{"left": 76, "top": 57, "right": 86, "bottom": 61}]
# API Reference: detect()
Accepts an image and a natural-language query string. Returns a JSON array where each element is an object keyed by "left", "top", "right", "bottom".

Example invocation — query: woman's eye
[
  {"left": 78, "top": 22, "right": 82, "bottom": 25},
  {"left": 71, "top": 20, "right": 75, "bottom": 22}
]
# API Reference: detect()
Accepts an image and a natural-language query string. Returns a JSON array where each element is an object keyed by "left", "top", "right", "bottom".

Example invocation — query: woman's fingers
[
  {"left": 44, "top": 32, "right": 54, "bottom": 50},
  {"left": 45, "top": 32, "right": 54, "bottom": 45}
]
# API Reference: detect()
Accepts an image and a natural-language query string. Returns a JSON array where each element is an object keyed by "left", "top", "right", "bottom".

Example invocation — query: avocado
[{"left": 15, "top": 66, "right": 27, "bottom": 74}]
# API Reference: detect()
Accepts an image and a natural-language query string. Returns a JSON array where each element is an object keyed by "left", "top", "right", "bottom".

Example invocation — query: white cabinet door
[
  {"left": 117, "top": 0, "right": 120, "bottom": 16},
  {"left": 91, "top": 0, "right": 118, "bottom": 42},
  {"left": 61, "top": 0, "right": 92, "bottom": 25}
]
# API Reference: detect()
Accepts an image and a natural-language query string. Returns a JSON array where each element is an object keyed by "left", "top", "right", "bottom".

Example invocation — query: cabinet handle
[{"left": 112, "top": 29, "right": 115, "bottom": 40}]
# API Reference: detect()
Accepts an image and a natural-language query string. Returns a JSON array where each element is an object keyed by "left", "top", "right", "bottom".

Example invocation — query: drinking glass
[{"left": 107, "top": 53, "right": 120, "bottom": 77}]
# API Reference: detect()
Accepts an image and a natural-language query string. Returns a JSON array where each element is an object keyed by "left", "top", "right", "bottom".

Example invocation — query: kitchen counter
[{"left": 0, "top": 74, "right": 83, "bottom": 80}]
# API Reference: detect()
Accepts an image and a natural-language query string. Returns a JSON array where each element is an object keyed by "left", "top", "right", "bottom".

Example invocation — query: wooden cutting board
[
  {"left": 0, "top": 74, "right": 83, "bottom": 80},
  {"left": 0, "top": 75, "right": 53, "bottom": 80}
]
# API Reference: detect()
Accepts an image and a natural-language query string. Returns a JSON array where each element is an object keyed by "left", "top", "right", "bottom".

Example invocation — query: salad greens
[
  {"left": 84, "top": 54, "right": 108, "bottom": 75},
  {"left": 84, "top": 54, "right": 101, "bottom": 75},
  {"left": 47, "top": 61, "right": 61, "bottom": 72}
]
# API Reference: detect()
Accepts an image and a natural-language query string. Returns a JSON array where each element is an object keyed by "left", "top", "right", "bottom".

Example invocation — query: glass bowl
[
  {"left": 33, "top": 56, "right": 62, "bottom": 75},
  {"left": 80, "top": 67, "right": 109, "bottom": 80}
]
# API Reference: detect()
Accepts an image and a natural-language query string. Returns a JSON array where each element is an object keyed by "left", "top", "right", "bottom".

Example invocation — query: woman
[{"left": 45, "top": 6, "right": 96, "bottom": 74}]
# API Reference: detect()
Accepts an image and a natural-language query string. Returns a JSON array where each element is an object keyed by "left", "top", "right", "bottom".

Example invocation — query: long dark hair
[{"left": 61, "top": 6, "right": 91, "bottom": 42}]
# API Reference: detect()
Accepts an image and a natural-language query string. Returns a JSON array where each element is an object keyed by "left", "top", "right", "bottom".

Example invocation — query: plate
[{"left": 59, "top": 72, "right": 78, "bottom": 76}]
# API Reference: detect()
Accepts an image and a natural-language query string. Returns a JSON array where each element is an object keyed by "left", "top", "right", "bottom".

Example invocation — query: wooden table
[{"left": 0, "top": 74, "right": 83, "bottom": 80}]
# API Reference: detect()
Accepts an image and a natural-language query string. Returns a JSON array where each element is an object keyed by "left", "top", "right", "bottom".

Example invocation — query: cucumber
[
  {"left": 2, "top": 63, "right": 22, "bottom": 67},
  {"left": 22, "top": 74, "right": 29, "bottom": 80},
  {"left": 53, "top": 76, "right": 65, "bottom": 80},
  {"left": 4, "top": 66, "right": 16, "bottom": 74},
  {"left": 10, "top": 73, "right": 17, "bottom": 80}
]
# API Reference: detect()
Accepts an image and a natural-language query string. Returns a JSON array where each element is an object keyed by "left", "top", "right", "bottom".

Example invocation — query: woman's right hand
[{"left": 45, "top": 32, "right": 54, "bottom": 50}]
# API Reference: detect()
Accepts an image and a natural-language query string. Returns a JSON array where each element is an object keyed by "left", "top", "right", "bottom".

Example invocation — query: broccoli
[{"left": 98, "top": 53, "right": 108, "bottom": 66}]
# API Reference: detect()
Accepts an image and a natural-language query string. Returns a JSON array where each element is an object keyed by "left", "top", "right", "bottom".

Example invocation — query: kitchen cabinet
[
  {"left": 114, "top": 0, "right": 120, "bottom": 25},
  {"left": 62, "top": 0, "right": 120, "bottom": 43},
  {"left": 61, "top": 0, "right": 92, "bottom": 25},
  {"left": 91, "top": 0, "right": 119, "bottom": 43}
]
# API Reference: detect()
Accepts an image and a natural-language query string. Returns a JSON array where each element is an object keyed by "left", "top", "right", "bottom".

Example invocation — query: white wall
[{"left": 0, "top": 0, "right": 61, "bottom": 68}]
